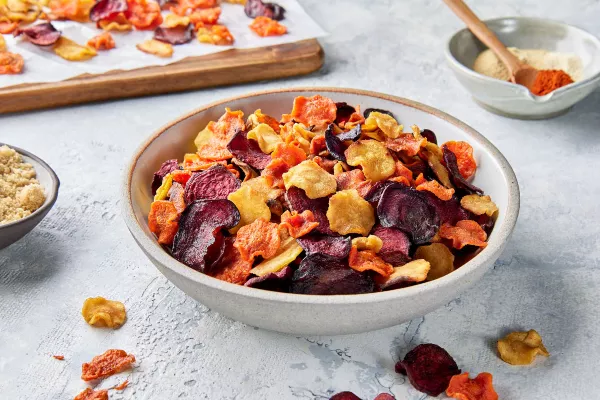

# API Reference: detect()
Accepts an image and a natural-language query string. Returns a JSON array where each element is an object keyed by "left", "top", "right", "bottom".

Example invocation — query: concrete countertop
[{"left": 1, "top": 1, "right": 599, "bottom": 399}]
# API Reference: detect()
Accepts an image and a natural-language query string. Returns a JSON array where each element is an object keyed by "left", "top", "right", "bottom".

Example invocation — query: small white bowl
[
  {"left": 122, "top": 88, "right": 520, "bottom": 335},
  {"left": 446, "top": 17, "right": 600, "bottom": 119}
]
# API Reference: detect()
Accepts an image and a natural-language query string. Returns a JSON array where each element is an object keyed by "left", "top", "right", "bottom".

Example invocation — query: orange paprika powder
[{"left": 531, "top": 69, "right": 574, "bottom": 96}]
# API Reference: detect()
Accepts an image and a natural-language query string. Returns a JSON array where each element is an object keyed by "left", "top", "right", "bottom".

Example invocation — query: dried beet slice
[
  {"left": 337, "top": 124, "right": 362, "bottom": 141},
  {"left": 172, "top": 200, "right": 240, "bottom": 273},
  {"left": 476, "top": 213, "right": 495, "bottom": 234},
  {"left": 330, "top": 392, "right": 361, "bottom": 400},
  {"left": 395, "top": 343, "right": 460, "bottom": 396},
  {"left": 422, "top": 192, "right": 471, "bottom": 225},
  {"left": 152, "top": 159, "right": 179, "bottom": 195},
  {"left": 377, "top": 184, "right": 439, "bottom": 245},
  {"left": 297, "top": 234, "right": 351, "bottom": 259},
  {"left": 334, "top": 102, "right": 356, "bottom": 125},
  {"left": 244, "top": 265, "right": 293, "bottom": 292},
  {"left": 184, "top": 164, "right": 241, "bottom": 203},
  {"left": 154, "top": 25, "right": 193, "bottom": 45},
  {"left": 325, "top": 123, "right": 346, "bottom": 162},
  {"left": 14, "top": 23, "right": 61, "bottom": 46},
  {"left": 371, "top": 226, "right": 411, "bottom": 265},
  {"left": 421, "top": 129, "right": 437, "bottom": 145},
  {"left": 442, "top": 147, "right": 483, "bottom": 194},
  {"left": 285, "top": 187, "right": 334, "bottom": 235},
  {"left": 90, "top": 0, "right": 128, "bottom": 22},
  {"left": 364, "top": 107, "right": 394, "bottom": 119},
  {"left": 291, "top": 254, "right": 375, "bottom": 295},
  {"left": 244, "top": 0, "right": 285, "bottom": 20},
  {"left": 364, "top": 180, "right": 395, "bottom": 204},
  {"left": 227, "top": 130, "right": 271, "bottom": 170}
]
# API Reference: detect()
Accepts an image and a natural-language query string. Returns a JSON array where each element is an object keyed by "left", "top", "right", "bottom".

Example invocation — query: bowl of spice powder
[
  {"left": 446, "top": 17, "right": 600, "bottom": 119},
  {"left": 0, "top": 144, "right": 59, "bottom": 249}
]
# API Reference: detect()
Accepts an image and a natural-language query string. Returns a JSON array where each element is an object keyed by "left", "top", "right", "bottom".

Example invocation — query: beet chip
[
  {"left": 154, "top": 25, "right": 194, "bottom": 45},
  {"left": 371, "top": 226, "right": 411, "bottom": 265},
  {"left": 421, "top": 129, "right": 437, "bottom": 145},
  {"left": 377, "top": 184, "right": 439, "bottom": 245},
  {"left": 395, "top": 343, "right": 461, "bottom": 397},
  {"left": 14, "top": 23, "right": 61, "bottom": 46},
  {"left": 227, "top": 130, "right": 272, "bottom": 170},
  {"left": 210, "top": 237, "right": 253, "bottom": 285},
  {"left": 423, "top": 192, "right": 471, "bottom": 225},
  {"left": 291, "top": 254, "right": 375, "bottom": 295},
  {"left": 184, "top": 164, "right": 241, "bottom": 203},
  {"left": 363, "top": 107, "right": 394, "bottom": 119},
  {"left": 335, "top": 102, "right": 356, "bottom": 125},
  {"left": 297, "top": 234, "right": 351, "bottom": 259},
  {"left": 325, "top": 124, "right": 346, "bottom": 162},
  {"left": 337, "top": 124, "right": 362, "bottom": 141},
  {"left": 244, "top": 0, "right": 285, "bottom": 20},
  {"left": 244, "top": 265, "right": 293, "bottom": 292},
  {"left": 172, "top": 199, "right": 240, "bottom": 273},
  {"left": 442, "top": 147, "right": 483, "bottom": 194},
  {"left": 330, "top": 392, "right": 361, "bottom": 400},
  {"left": 285, "top": 187, "right": 334, "bottom": 235},
  {"left": 90, "top": 0, "right": 128, "bottom": 22},
  {"left": 364, "top": 180, "right": 395, "bottom": 204},
  {"left": 152, "top": 159, "right": 178, "bottom": 195}
]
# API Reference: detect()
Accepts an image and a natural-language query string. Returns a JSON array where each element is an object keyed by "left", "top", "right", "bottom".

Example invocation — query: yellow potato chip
[
  {"left": 497, "top": 329, "right": 549, "bottom": 365},
  {"left": 136, "top": 39, "right": 173, "bottom": 58},
  {"left": 414, "top": 243, "right": 455, "bottom": 281},
  {"left": 461, "top": 194, "right": 499, "bottom": 217},
  {"left": 227, "top": 185, "right": 270, "bottom": 233},
  {"left": 153, "top": 174, "right": 173, "bottom": 201},
  {"left": 333, "top": 161, "right": 344, "bottom": 177},
  {"left": 247, "top": 123, "right": 283, "bottom": 154},
  {"left": 381, "top": 259, "right": 431, "bottom": 288},
  {"left": 163, "top": 13, "right": 190, "bottom": 28},
  {"left": 364, "top": 111, "right": 403, "bottom": 139},
  {"left": 345, "top": 139, "right": 395, "bottom": 182},
  {"left": 81, "top": 297, "right": 127, "bottom": 329},
  {"left": 352, "top": 235, "right": 383, "bottom": 253},
  {"left": 241, "top": 176, "right": 283, "bottom": 202},
  {"left": 53, "top": 37, "right": 97, "bottom": 61},
  {"left": 422, "top": 142, "right": 453, "bottom": 189},
  {"left": 0, "top": 35, "right": 5, "bottom": 52},
  {"left": 282, "top": 160, "right": 337, "bottom": 199},
  {"left": 250, "top": 234, "right": 302, "bottom": 276},
  {"left": 327, "top": 189, "right": 375, "bottom": 236}
]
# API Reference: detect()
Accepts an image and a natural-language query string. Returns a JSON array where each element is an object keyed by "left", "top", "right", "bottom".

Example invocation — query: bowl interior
[{"left": 449, "top": 18, "right": 600, "bottom": 81}]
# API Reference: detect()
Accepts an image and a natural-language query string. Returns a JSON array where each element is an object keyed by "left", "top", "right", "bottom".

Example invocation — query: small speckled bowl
[
  {"left": 123, "top": 88, "right": 520, "bottom": 335},
  {"left": 446, "top": 17, "right": 600, "bottom": 119},
  {"left": 0, "top": 144, "right": 60, "bottom": 250}
]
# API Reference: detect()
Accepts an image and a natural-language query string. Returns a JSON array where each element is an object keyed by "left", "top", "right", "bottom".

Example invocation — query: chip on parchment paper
[
  {"left": 87, "top": 31, "right": 115, "bottom": 50},
  {"left": 0, "top": 52, "right": 24, "bottom": 74},
  {"left": 136, "top": 38, "right": 173, "bottom": 57},
  {"left": 53, "top": 37, "right": 97, "bottom": 61}
]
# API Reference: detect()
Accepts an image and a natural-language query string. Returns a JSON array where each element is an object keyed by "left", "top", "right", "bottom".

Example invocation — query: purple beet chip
[
  {"left": 363, "top": 107, "right": 395, "bottom": 120},
  {"left": 442, "top": 147, "right": 483, "bottom": 194},
  {"left": 422, "top": 192, "right": 471, "bottom": 225},
  {"left": 244, "top": 0, "right": 285, "bottom": 20},
  {"left": 152, "top": 159, "right": 179, "bottom": 195},
  {"left": 297, "top": 235, "right": 351, "bottom": 259},
  {"left": 377, "top": 184, "right": 439, "bottom": 245},
  {"left": 244, "top": 266, "right": 293, "bottom": 292},
  {"left": 421, "top": 129, "right": 437, "bottom": 145},
  {"left": 395, "top": 343, "right": 460, "bottom": 397},
  {"left": 336, "top": 124, "right": 362, "bottom": 142},
  {"left": 330, "top": 392, "right": 361, "bottom": 400},
  {"left": 89, "top": 0, "right": 128, "bottom": 22},
  {"left": 364, "top": 180, "right": 395, "bottom": 204},
  {"left": 285, "top": 187, "right": 334, "bottom": 235},
  {"left": 184, "top": 164, "right": 241, "bottom": 204},
  {"left": 172, "top": 200, "right": 240, "bottom": 273},
  {"left": 154, "top": 25, "right": 193, "bottom": 45},
  {"left": 291, "top": 254, "right": 375, "bottom": 295},
  {"left": 14, "top": 23, "right": 61, "bottom": 46},
  {"left": 227, "top": 130, "right": 271, "bottom": 170},
  {"left": 325, "top": 124, "right": 346, "bottom": 162},
  {"left": 371, "top": 226, "right": 411, "bottom": 265},
  {"left": 334, "top": 102, "right": 356, "bottom": 125}
]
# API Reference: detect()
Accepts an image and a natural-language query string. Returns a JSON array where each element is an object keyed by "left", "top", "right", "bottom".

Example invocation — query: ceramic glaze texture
[{"left": 1, "top": 0, "right": 600, "bottom": 399}]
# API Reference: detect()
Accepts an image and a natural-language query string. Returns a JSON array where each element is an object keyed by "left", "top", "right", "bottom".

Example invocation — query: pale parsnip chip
[
  {"left": 163, "top": 13, "right": 190, "bottom": 28},
  {"left": 53, "top": 37, "right": 97, "bottom": 61},
  {"left": 250, "top": 234, "right": 303, "bottom": 276},
  {"left": 136, "top": 39, "right": 173, "bottom": 58},
  {"left": 461, "top": 194, "right": 499, "bottom": 217},
  {"left": 414, "top": 243, "right": 455, "bottom": 281},
  {"left": 351, "top": 235, "right": 383, "bottom": 253},
  {"left": 227, "top": 184, "right": 270, "bottom": 233},
  {"left": 345, "top": 139, "right": 395, "bottom": 182},
  {"left": 497, "top": 329, "right": 549, "bottom": 365},
  {"left": 327, "top": 189, "right": 375, "bottom": 236},
  {"left": 82, "top": 297, "right": 127, "bottom": 329},
  {"left": 282, "top": 160, "right": 337, "bottom": 199},
  {"left": 380, "top": 259, "right": 431, "bottom": 289},
  {"left": 241, "top": 176, "right": 283, "bottom": 202},
  {"left": 364, "top": 111, "right": 403, "bottom": 139},
  {"left": 247, "top": 123, "right": 283, "bottom": 154}
]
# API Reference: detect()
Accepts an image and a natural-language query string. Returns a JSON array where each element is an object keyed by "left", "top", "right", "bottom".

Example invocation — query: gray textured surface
[{"left": 1, "top": 1, "right": 599, "bottom": 399}]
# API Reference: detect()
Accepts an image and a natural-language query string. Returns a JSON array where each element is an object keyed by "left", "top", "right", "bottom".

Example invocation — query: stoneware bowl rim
[
  {"left": 0, "top": 142, "right": 60, "bottom": 229},
  {"left": 445, "top": 16, "right": 600, "bottom": 102},
  {"left": 123, "top": 87, "right": 520, "bottom": 306}
]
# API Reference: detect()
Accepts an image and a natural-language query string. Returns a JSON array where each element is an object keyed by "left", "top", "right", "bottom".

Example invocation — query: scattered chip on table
[
  {"left": 81, "top": 296, "right": 127, "bottom": 329},
  {"left": 497, "top": 329, "right": 549, "bottom": 365}
]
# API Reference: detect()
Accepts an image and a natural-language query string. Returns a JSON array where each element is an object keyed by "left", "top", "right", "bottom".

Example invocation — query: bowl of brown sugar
[
  {"left": 446, "top": 17, "right": 600, "bottom": 119},
  {"left": 0, "top": 144, "right": 59, "bottom": 249}
]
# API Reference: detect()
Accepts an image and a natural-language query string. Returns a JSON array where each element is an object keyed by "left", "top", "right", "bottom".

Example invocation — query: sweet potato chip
[
  {"left": 137, "top": 38, "right": 173, "bottom": 57},
  {"left": 460, "top": 194, "right": 498, "bottom": 217},
  {"left": 345, "top": 140, "right": 395, "bottom": 182},
  {"left": 87, "top": 31, "right": 115, "bottom": 50},
  {"left": 197, "top": 24, "right": 233, "bottom": 45},
  {"left": 284, "top": 95, "right": 337, "bottom": 128},
  {"left": 282, "top": 160, "right": 337, "bottom": 199},
  {"left": 385, "top": 133, "right": 426, "bottom": 157},
  {"left": 98, "top": 12, "right": 132, "bottom": 30},
  {"left": 272, "top": 141, "right": 307, "bottom": 167},
  {"left": 234, "top": 218, "right": 280, "bottom": 262},
  {"left": 364, "top": 111, "right": 403, "bottom": 139},
  {"left": 227, "top": 185, "right": 270, "bottom": 233},
  {"left": 442, "top": 141, "right": 476, "bottom": 179},
  {"left": 249, "top": 15, "right": 286, "bottom": 36},
  {"left": 279, "top": 210, "right": 319, "bottom": 238},
  {"left": 416, "top": 179, "right": 455, "bottom": 201},
  {"left": 74, "top": 388, "right": 108, "bottom": 400},
  {"left": 195, "top": 108, "right": 244, "bottom": 160},
  {"left": 378, "top": 259, "right": 430, "bottom": 289},
  {"left": 81, "top": 296, "right": 127, "bottom": 329},
  {"left": 0, "top": 51, "right": 24, "bottom": 74},
  {"left": 497, "top": 329, "right": 549, "bottom": 365},
  {"left": 250, "top": 234, "right": 302, "bottom": 276},
  {"left": 153, "top": 174, "right": 173, "bottom": 200},
  {"left": 0, "top": 20, "right": 19, "bottom": 34},
  {"left": 81, "top": 349, "right": 136, "bottom": 381},
  {"left": 439, "top": 220, "right": 487, "bottom": 249},
  {"left": 188, "top": 6, "right": 220, "bottom": 27},
  {"left": 446, "top": 372, "right": 498, "bottom": 400},
  {"left": 327, "top": 189, "right": 375, "bottom": 236},
  {"left": 148, "top": 200, "right": 179, "bottom": 245},
  {"left": 348, "top": 246, "right": 394, "bottom": 277},
  {"left": 247, "top": 108, "right": 280, "bottom": 132},
  {"left": 414, "top": 243, "right": 455, "bottom": 281},
  {"left": 53, "top": 36, "right": 97, "bottom": 61},
  {"left": 261, "top": 158, "right": 289, "bottom": 189},
  {"left": 127, "top": 0, "right": 162, "bottom": 30},
  {"left": 334, "top": 168, "right": 373, "bottom": 198},
  {"left": 351, "top": 235, "right": 383, "bottom": 252},
  {"left": 247, "top": 123, "right": 283, "bottom": 154},
  {"left": 210, "top": 236, "right": 253, "bottom": 284},
  {"left": 47, "top": 0, "right": 94, "bottom": 22}
]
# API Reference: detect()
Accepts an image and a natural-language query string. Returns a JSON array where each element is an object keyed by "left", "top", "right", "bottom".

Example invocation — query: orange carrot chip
[
  {"left": 348, "top": 246, "right": 394, "bottom": 278},
  {"left": 195, "top": 108, "right": 244, "bottom": 160},
  {"left": 446, "top": 372, "right": 498, "bottom": 400},
  {"left": 234, "top": 218, "right": 280, "bottom": 262},
  {"left": 335, "top": 169, "right": 373, "bottom": 198},
  {"left": 271, "top": 142, "right": 307, "bottom": 167},
  {"left": 247, "top": 108, "right": 280, "bottom": 132},
  {"left": 413, "top": 172, "right": 427, "bottom": 186},
  {"left": 127, "top": 0, "right": 163, "bottom": 30},
  {"left": 442, "top": 141, "right": 477, "bottom": 179},
  {"left": 114, "top": 379, "right": 129, "bottom": 390},
  {"left": 250, "top": 233, "right": 302, "bottom": 276},
  {"left": 74, "top": 388, "right": 108, "bottom": 400},
  {"left": 98, "top": 12, "right": 132, "bottom": 31},
  {"left": 497, "top": 329, "right": 549, "bottom": 365},
  {"left": 0, "top": 51, "right": 24, "bottom": 74},
  {"left": 189, "top": 6, "right": 220, "bottom": 26},
  {"left": 416, "top": 180, "right": 455, "bottom": 201},
  {"left": 460, "top": 194, "right": 498, "bottom": 217},
  {"left": 261, "top": 158, "right": 289, "bottom": 189},
  {"left": 168, "top": 181, "right": 186, "bottom": 214},
  {"left": 414, "top": 243, "right": 455, "bottom": 281},
  {"left": 279, "top": 210, "right": 319, "bottom": 238},
  {"left": 87, "top": 31, "right": 115, "bottom": 50},
  {"left": 284, "top": 95, "right": 337, "bottom": 128},
  {"left": 249, "top": 16, "right": 286, "bottom": 37},
  {"left": 48, "top": 0, "right": 95, "bottom": 22},
  {"left": 148, "top": 200, "right": 179, "bottom": 245},
  {"left": 210, "top": 237, "right": 253, "bottom": 284},
  {"left": 0, "top": 20, "right": 19, "bottom": 34},
  {"left": 81, "top": 349, "right": 136, "bottom": 381},
  {"left": 197, "top": 24, "right": 234, "bottom": 45},
  {"left": 385, "top": 133, "right": 427, "bottom": 156},
  {"left": 439, "top": 220, "right": 487, "bottom": 249}
]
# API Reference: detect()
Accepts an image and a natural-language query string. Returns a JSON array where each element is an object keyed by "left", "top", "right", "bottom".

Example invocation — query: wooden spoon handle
[{"left": 442, "top": 0, "right": 522, "bottom": 75}]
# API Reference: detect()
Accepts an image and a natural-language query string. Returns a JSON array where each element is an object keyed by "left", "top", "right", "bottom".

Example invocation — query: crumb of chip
[
  {"left": 114, "top": 380, "right": 129, "bottom": 390},
  {"left": 73, "top": 387, "right": 108, "bottom": 400},
  {"left": 0, "top": 145, "right": 46, "bottom": 225},
  {"left": 53, "top": 355, "right": 65, "bottom": 360}
]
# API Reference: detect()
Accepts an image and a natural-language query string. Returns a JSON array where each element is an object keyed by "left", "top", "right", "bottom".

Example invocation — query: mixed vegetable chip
[
  {"left": 497, "top": 329, "right": 549, "bottom": 365},
  {"left": 147, "top": 94, "right": 498, "bottom": 294}
]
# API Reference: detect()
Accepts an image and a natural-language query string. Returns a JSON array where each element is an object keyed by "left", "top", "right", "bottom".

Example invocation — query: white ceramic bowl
[
  {"left": 122, "top": 88, "right": 520, "bottom": 335},
  {"left": 446, "top": 17, "right": 600, "bottom": 119}
]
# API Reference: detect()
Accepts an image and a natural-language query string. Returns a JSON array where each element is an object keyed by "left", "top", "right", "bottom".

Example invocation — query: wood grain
[{"left": 0, "top": 39, "right": 324, "bottom": 114}]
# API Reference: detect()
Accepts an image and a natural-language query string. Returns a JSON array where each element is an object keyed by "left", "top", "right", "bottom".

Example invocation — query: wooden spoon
[{"left": 443, "top": 0, "right": 539, "bottom": 90}]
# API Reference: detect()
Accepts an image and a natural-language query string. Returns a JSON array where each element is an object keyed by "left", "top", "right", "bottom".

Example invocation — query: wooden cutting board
[{"left": 0, "top": 39, "right": 323, "bottom": 114}]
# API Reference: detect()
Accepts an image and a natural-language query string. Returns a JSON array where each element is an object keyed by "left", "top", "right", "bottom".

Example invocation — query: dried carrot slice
[
  {"left": 271, "top": 142, "right": 307, "bottom": 167},
  {"left": 189, "top": 6, "right": 220, "bottom": 25},
  {"left": 439, "top": 220, "right": 487, "bottom": 249},
  {"left": 413, "top": 172, "right": 427, "bottom": 186},
  {"left": 0, "top": 20, "right": 19, "bottom": 34},
  {"left": 283, "top": 95, "right": 337, "bottom": 128},
  {"left": 279, "top": 210, "right": 319, "bottom": 238},
  {"left": 81, "top": 349, "right": 135, "bottom": 381},
  {"left": 261, "top": 158, "right": 290, "bottom": 189},
  {"left": 335, "top": 169, "right": 373, "bottom": 198},
  {"left": 74, "top": 388, "right": 108, "bottom": 400},
  {"left": 446, "top": 372, "right": 498, "bottom": 400},
  {"left": 171, "top": 169, "right": 192, "bottom": 185},
  {"left": 442, "top": 141, "right": 477, "bottom": 179},
  {"left": 87, "top": 32, "right": 115, "bottom": 50},
  {"left": 114, "top": 380, "right": 129, "bottom": 390},
  {"left": 234, "top": 218, "right": 280, "bottom": 262},
  {"left": 210, "top": 237, "right": 253, "bottom": 284},
  {"left": 127, "top": 0, "right": 163, "bottom": 30},
  {"left": 53, "top": 355, "right": 65, "bottom": 360},
  {"left": 0, "top": 52, "right": 24, "bottom": 75},
  {"left": 309, "top": 135, "right": 327, "bottom": 155},
  {"left": 384, "top": 133, "right": 427, "bottom": 156},
  {"left": 348, "top": 246, "right": 394, "bottom": 278},
  {"left": 416, "top": 180, "right": 455, "bottom": 201},
  {"left": 249, "top": 16, "right": 287, "bottom": 37},
  {"left": 393, "top": 161, "right": 413, "bottom": 184},
  {"left": 196, "top": 108, "right": 244, "bottom": 160},
  {"left": 148, "top": 200, "right": 179, "bottom": 245}
]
